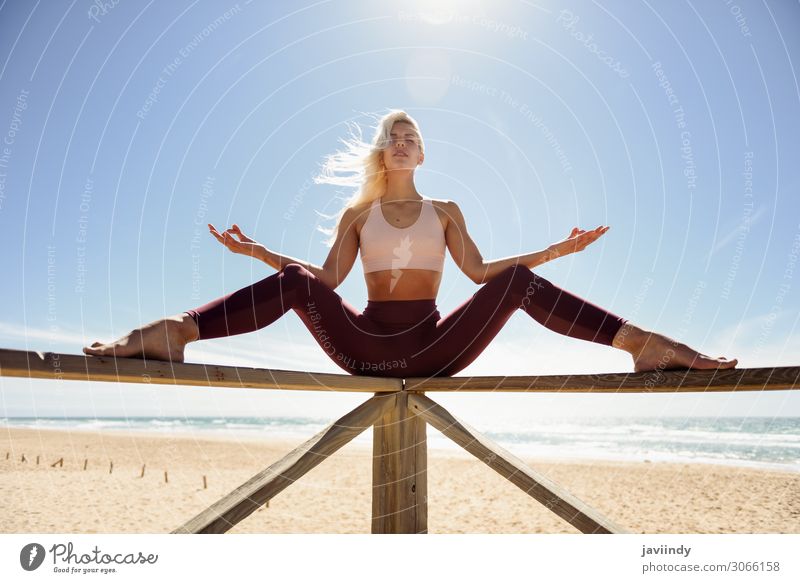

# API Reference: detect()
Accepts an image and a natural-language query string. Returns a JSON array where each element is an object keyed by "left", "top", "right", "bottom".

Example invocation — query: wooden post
[
  {"left": 202, "top": 475, "right": 207, "bottom": 489},
  {"left": 21, "top": 453, "right": 26, "bottom": 463},
  {"left": 109, "top": 461, "right": 113, "bottom": 474},
  {"left": 140, "top": 464, "right": 146, "bottom": 478},
  {"left": 372, "top": 391, "right": 427, "bottom": 534},
  {"left": 83, "top": 459, "right": 88, "bottom": 470},
  {"left": 164, "top": 471, "right": 168, "bottom": 484},
  {"left": 51, "top": 457, "right": 63, "bottom": 468},
  {"left": 36, "top": 455, "right": 40, "bottom": 465}
]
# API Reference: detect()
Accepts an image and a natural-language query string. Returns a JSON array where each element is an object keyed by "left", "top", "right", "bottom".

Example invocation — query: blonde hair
[{"left": 314, "top": 109, "right": 425, "bottom": 247}]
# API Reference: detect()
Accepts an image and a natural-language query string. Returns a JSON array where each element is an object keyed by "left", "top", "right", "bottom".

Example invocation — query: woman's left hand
[{"left": 550, "top": 226, "right": 610, "bottom": 257}]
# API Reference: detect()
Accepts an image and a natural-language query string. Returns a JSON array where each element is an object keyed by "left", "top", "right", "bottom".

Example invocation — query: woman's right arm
[
  {"left": 208, "top": 223, "right": 327, "bottom": 279},
  {"left": 258, "top": 247, "right": 326, "bottom": 279},
  {"left": 208, "top": 206, "right": 359, "bottom": 290}
]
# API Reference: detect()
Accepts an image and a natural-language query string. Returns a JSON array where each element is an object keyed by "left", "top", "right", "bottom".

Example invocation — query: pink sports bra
[{"left": 360, "top": 197, "right": 446, "bottom": 274}]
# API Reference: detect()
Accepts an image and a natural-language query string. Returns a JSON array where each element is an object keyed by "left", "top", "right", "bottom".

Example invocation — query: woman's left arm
[{"left": 444, "top": 201, "right": 609, "bottom": 285}]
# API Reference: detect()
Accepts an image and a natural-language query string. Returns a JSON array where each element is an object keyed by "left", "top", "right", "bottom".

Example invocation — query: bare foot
[
  {"left": 82, "top": 313, "right": 199, "bottom": 362},
  {"left": 612, "top": 323, "right": 738, "bottom": 373}
]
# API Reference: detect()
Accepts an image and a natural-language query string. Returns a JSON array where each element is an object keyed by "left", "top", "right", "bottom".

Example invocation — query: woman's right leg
[
  {"left": 82, "top": 312, "right": 199, "bottom": 361},
  {"left": 83, "top": 263, "right": 397, "bottom": 371},
  {"left": 183, "top": 263, "right": 393, "bottom": 374}
]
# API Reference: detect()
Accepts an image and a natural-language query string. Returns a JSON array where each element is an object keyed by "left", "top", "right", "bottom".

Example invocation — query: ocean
[{"left": 2, "top": 416, "right": 798, "bottom": 473}]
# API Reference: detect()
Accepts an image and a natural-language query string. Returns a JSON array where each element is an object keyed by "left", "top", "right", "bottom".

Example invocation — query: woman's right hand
[{"left": 208, "top": 223, "right": 267, "bottom": 260}]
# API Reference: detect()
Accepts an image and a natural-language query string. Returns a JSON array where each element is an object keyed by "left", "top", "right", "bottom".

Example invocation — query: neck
[{"left": 383, "top": 170, "right": 420, "bottom": 202}]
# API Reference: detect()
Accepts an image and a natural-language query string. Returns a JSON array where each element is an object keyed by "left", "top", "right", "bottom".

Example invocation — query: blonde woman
[{"left": 84, "top": 110, "right": 737, "bottom": 377}]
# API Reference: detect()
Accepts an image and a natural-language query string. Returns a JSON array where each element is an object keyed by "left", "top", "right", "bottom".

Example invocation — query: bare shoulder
[
  {"left": 346, "top": 200, "right": 374, "bottom": 236},
  {"left": 428, "top": 198, "right": 462, "bottom": 229}
]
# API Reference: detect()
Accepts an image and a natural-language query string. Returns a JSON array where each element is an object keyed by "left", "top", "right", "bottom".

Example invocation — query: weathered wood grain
[
  {"left": 372, "top": 392, "right": 427, "bottom": 534},
  {"left": 404, "top": 366, "right": 800, "bottom": 393},
  {"left": 0, "top": 348, "right": 400, "bottom": 393}
]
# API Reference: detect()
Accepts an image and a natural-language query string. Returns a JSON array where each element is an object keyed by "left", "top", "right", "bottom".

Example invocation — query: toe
[{"left": 91, "top": 341, "right": 103, "bottom": 347}]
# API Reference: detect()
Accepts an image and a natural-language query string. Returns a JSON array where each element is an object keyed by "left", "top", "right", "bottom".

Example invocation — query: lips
[{"left": 393, "top": 152, "right": 408, "bottom": 157}]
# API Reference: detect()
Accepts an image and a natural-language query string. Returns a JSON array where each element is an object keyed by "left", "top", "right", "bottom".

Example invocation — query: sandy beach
[{"left": 1, "top": 427, "right": 798, "bottom": 534}]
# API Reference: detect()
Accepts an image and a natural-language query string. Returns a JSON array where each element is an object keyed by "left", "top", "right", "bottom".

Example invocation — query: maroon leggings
[
  {"left": 184, "top": 263, "right": 626, "bottom": 378},
  {"left": 186, "top": 263, "right": 627, "bottom": 378}
]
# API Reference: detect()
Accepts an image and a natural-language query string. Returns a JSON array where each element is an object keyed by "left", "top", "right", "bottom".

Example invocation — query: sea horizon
[{"left": 2, "top": 415, "right": 798, "bottom": 474}]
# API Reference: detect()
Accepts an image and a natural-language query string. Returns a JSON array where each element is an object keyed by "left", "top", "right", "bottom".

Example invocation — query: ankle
[
  {"left": 177, "top": 313, "right": 200, "bottom": 343},
  {"left": 612, "top": 322, "right": 647, "bottom": 353}
]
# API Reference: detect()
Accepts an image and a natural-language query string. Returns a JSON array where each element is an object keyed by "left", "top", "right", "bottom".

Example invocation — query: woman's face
[{"left": 382, "top": 121, "right": 424, "bottom": 172}]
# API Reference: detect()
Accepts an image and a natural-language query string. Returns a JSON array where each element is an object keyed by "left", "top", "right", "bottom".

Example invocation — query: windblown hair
[{"left": 314, "top": 109, "right": 425, "bottom": 247}]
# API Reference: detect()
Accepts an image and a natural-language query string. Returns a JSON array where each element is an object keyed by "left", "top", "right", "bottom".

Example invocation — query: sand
[{"left": 1, "top": 427, "right": 798, "bottom": 534}]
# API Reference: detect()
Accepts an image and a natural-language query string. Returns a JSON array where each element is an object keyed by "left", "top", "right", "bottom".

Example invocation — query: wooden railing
[{"left": 2, "top": 348, "right": 797, "bottom": 534}]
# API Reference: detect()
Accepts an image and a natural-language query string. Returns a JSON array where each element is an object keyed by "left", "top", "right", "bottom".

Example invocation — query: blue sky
[{"left": 1, "top": 0, "right": 798, "bottom": 422}]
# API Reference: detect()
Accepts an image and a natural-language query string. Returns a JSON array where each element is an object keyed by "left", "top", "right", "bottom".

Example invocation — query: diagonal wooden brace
[
  {"left": 173, "top": 393, "right": 397, "bottom": 534},
  {"left": 407, "top": 393, "right": 628, "bottom": 534}
]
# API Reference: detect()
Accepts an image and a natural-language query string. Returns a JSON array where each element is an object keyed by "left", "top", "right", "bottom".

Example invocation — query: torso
[{"left": 354, "top": 197, "right": 448, "bottom": 301}]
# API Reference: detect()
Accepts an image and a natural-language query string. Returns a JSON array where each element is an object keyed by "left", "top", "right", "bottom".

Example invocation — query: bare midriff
[{"left": 364, "top": 269, "right": 442, "bottom": 301}]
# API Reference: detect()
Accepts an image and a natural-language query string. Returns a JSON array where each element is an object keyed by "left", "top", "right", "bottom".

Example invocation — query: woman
[{"left": 84, "top": 110, "right": 737, "bottom": 377}]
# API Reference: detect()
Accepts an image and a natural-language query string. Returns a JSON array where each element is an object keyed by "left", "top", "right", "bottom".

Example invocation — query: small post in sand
[
  {"left": 140, "top": 464, "right": 146, "bottom": 478},
  {"left": 164, "top": 470, "right": 169, "bottom": 484},
  {"left": 51, "top": 457, "right": 64, "bottom": 468},
  {"left": 83, "top": 459, "right": 88, "bottom": 470},
  {"left": 202, "top": 475, "right": 207, "bottom": 489},
  {"left": 109, "top": 461, "right": 113, "bottom": 474}
]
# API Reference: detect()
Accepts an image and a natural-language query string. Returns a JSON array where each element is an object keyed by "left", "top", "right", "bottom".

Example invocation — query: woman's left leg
[{"left": 413, "top": 264, "right": 627, "bottom": 377}]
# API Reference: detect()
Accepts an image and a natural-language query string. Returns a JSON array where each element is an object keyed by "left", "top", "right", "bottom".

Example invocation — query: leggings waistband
[{"left": 363, "top": 299, "right": 440, "bottom": 326}]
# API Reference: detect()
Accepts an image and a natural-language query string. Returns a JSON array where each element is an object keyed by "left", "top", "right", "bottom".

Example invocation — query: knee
[
  {"left": 280, "top": 263, "right": 313, "bottom": 281},
  {"left": 278, "top": 263, "right": 315, "bottom": 294},
  {"left": 502, "top": 263, "right": 534, "bottom": 285},
  {"left": 500, "top": 263, "right": 546, "bottom": 298}
]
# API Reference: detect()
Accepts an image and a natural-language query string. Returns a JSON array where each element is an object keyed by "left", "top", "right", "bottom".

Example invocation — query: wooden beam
[
  {"left": 407, "top": 393, "right": 628, "bottom": 534},
  {"left": 173, "top": 393, "right": 398, "bottom": 534},
  {"left": 4, "top": 348, "right": 796, "bottom": 394},
  {"left": 0, "top": 348, "right": 400, "bottom": 393},
  {"left": 405, "top": 365, "right": 800, "bottom": 393},
  {"left": 372, "top": 392, "right": 427, "bottom": 534}
]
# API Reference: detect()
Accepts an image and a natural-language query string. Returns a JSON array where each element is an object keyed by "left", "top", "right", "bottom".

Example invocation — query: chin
[{"left": 386, "top": 158, "right": 413, "bottom": 169}]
